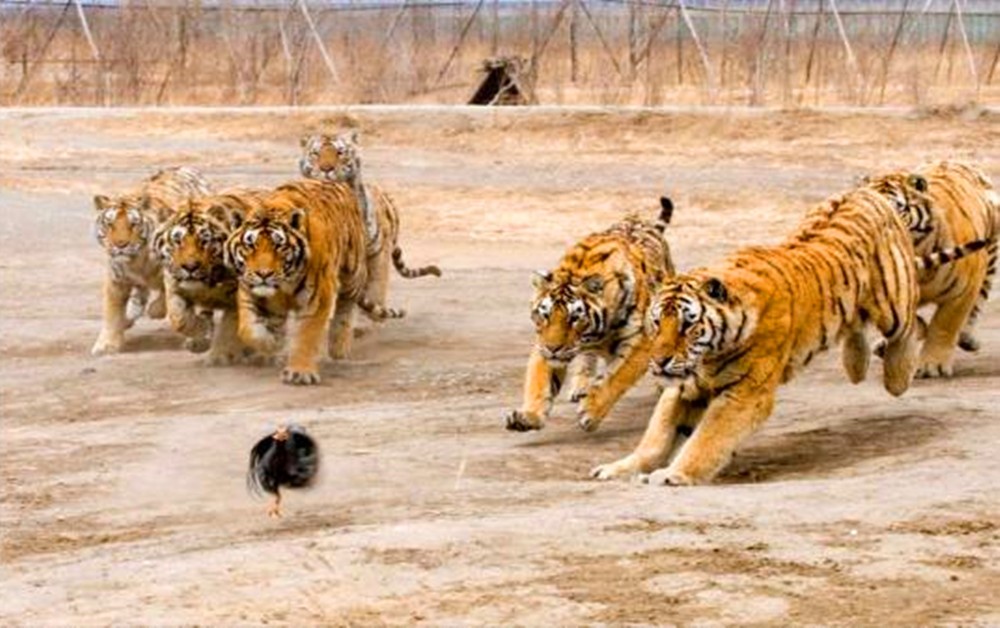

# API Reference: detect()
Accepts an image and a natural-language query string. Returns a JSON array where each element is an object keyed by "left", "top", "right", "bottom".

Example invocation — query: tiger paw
[
  {"left": 204, "top": 348, "right": 241, "bottom": 366},
  {"left": 91, "top": 334, "right": 124, "bottom": 356},
  {"left": 590, "top": 455, "right": 639, "bottom": 481},
  {"left": 146, "top": 296, "right": 167, "bottom": 320},
  {"left": 645, "top": 467, "right": 695, "bottom": 487},
  {"left": 958, "top": 331, "right": 981, "bottom": 353},
  {"left": 568, "top": 387, "right": 589, "bottom": 403},
  {"left": 504, "top": 410, "right": 543, "bottom": 432},
  {"left": 282, "top": 367, "right": 321, "bottom": 386},
  {"left": 916, "top": 360, "right": 954, "bottom": 379},
  {"left": 576, "top": 396, "right": 607, "bottom": 433},
  {"left": 183, "top": 336, "right": 212, "bottom": 354}
]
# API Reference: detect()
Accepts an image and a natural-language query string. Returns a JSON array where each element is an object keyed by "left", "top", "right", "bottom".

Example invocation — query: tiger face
[
  {"left": 531, "top": 271, "right": 616, "bottom": 364},
  {"left": 154, "top": 201, "right": 238, "bottom": 290},
  {"left": 646, "top": 274, "right": 755, "bottom": 380},
  {"left": 93, "top": 194, "right": 158, "bottom": 259},
  {"left": 226, "top": 210, "right": 309, "bottom": 298},
  {"left": 862, "top": 172, "right": 933, "bottom": 241},
  {"left": 299, "top": 132, "right": 360, "bottom": 183}
]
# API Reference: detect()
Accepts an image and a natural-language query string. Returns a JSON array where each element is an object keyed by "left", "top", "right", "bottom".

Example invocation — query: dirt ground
[{"left": 1, "top": 105, "right": 998, "bottom": 626}]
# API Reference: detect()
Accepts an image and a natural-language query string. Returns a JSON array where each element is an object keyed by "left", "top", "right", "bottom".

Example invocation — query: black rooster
[{"left": 247, "top": 424, "right": 320, "bottom": 518}]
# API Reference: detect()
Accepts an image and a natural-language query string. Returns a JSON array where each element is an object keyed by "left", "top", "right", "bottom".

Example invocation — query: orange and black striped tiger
[
  {"left": 299, "top": 131, "right": 441, "bottom": 321},
  {"left": 225, "top": 180, "right": 371, "bottom": 385},
  {"left": 862, "top": 160, "right": 998, "bottom": 377},
  {"left": 153, "top": 188, "right": 267, "bottom": 363},
  {"left": 591, "top": 187, "right": 921, "bottom": 486},
  {"left": 505, "top": 198, "right": 676, "bottom": 433},
  {"left": 91, "top": 166, "right": 212, "bottom": 355}
]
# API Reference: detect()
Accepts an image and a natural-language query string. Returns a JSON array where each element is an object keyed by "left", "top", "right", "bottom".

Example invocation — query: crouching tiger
[
  {"left": 862, "top": 160, "right": 998, "bottom": 377},
  {"left": 91, "top": 166, "right": 212, "bottom": 355},
  {"left": 505, "top": 198, "right": 676, "bottom": 433},
  {"left": 153, "top": 189, "right": 267, "bottom": 364},
  {"left": 591, "top": 187, "right": 923, "bottom": 486},
  {"left": 225, "top": 180, "right": 370, "bottom": 385}
]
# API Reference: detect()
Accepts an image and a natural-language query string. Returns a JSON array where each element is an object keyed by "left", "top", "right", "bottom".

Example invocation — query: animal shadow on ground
[{"left": 720, "top": 413, "right": 947, "bottom": 484}]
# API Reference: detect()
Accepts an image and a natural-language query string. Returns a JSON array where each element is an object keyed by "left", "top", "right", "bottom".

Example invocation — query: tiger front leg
[
  {"left": 576, "top": 335, "right": 651, "bottom": 432},
  {"left": 591, "top": 385, "right": 702, "bottom": 481},
  {"left": 647, "top": 383, "right": 775, "bottom": 486},
  {"left": 567, "top": 353, "right": 600, "bottom": 402},
  {"left": 205, "top": 309, "right": 244, "bottom": 366},
  {"left": 917, "top": 294, "right": 978, "bottom": 379},
  {"left": 125, "top": 287, "right": 148, "bottom": 328},
  {"left": 328, "top": 296, "right": 356, "bottom": 360},
  {"left": 237, "top": 292, "right": 283, "bottom": 357},
  {"left": 283, "top": 289, "right": 335, "bottom": 386},
  {"left": 92, "top": 275, "right": 131, "bottom": 355},
  {"left": 505, "top": 349, "right": 566, "bottom": 432},
  {"left": 166, "top": 280, "right": 213, "bottom": 353}
]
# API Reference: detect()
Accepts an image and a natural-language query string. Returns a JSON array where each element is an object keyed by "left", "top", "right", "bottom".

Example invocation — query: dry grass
[{"left": 1, "top": 1, "right": 999, "bottom": 107}]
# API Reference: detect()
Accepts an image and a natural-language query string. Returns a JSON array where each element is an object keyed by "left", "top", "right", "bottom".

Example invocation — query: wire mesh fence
[{"left": 2, "top": 0, "right": 998, "bottom": 107}]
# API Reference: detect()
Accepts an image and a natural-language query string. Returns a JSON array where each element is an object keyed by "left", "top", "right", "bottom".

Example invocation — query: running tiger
[
  {"left": 224, "top": 180, "right": 370, "bottom": 385},
  {"left": 862, "top": 160, "right": 998, "bottom": 377},
  {"left": 153, "top": 188, "right": 267, "bottom": 364},
  {"left": 505, "top": 198, "right": 676, "bottom": 434},
  {"left": 299, "top": 131, "right": 441, "bottom": 321},
  {"left": 91, "top": 166, "right": 212, "bottom": 355},
  {"left": 591, "top": 188, "right": 920, "bottom": 486}
]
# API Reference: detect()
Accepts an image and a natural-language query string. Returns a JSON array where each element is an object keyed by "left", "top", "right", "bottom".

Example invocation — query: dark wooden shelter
[{"left": 468, "top": 56, "right": 535, "bottom": 106}]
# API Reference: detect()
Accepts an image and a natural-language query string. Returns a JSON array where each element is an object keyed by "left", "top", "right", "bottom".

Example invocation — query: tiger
[
  {"left": 224, "top": 179, "right": 371, "bottom": 385},
  {"left": 590, "top": 187, "right": 922, "bottom": 486},
  {"left": 152, "top": 188, "right": 268, "bottom": 364},
  {"left": 299, "top": 131, "right": 441, "bottom": 321},
  {"left": 91, "top": 166, "right": 212, "bottom": 355},
  {"left": 862, "top": 160, "right": 998, "bottom": 377},
  {"left": 505, "top": 197, "right": 676, "bottom": 434}
]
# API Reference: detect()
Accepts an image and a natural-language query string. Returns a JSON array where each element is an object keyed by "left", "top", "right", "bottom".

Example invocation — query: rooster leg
[{"left": 267, "top": 492, "right": 283, "bottom": 518}]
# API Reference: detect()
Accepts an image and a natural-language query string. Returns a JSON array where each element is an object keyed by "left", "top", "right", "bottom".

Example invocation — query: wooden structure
[{"left": 468, "top": 56, "right": 535, "bottom": 106}]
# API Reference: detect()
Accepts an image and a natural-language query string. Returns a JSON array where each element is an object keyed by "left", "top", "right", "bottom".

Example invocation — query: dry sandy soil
[{"left": 1, "top": 105, "right": 998, "bottom": 626}]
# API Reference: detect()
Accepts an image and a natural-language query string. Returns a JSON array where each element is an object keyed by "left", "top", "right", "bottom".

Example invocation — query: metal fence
[{"left": 2, "top": 0, "right": 998, "bottom": 106}]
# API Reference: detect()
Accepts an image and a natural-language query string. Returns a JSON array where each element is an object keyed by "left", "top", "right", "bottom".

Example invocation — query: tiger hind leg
[
  {"left": 919, "top": 289, "right": 979, "bottom": 378},
  {"left": 957, "top": 239, "right": 996, "bottom": 353}
]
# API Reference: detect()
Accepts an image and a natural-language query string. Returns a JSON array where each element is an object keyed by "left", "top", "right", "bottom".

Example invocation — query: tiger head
[
  {"left": 154, "top": 197, "right": 247, "bottom": 289},
  {"left": 225, "top": 207, "right": 310, "bottom": 299},
  {"left": 645, "top": 273, "right": 758, "bottom": 380},
  {"left": 861, "top": 172, "right": 933, "bottom": 241},
  {"left": 299, "top": 131, "right": 360, "bottom": 183},
  {"left": 530, "top": 265, "right": 635, "bottom": 365},
  {"left": 93, "top": 193, "right": 167, "bottom": 260}
]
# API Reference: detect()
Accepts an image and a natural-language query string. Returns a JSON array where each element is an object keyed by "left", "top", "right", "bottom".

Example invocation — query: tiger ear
[
  {"left": 204, "top": 203, "right": 230, "bottom": 226},
  {"left": 855, "top": 174, "right": 872, "bottom": 187},
  {"left": 300, "top": 135, "right": 311, "bottom": 148},
  {"left": 659, "top": 196, "right": 674, "bottom": 225},
  {"left": 93, "top": 195, "right": 111, "bottom": 211},
  {"left": 582, "top": 274, "right": 604, "bottom": 294},
  {"left": 288, "top": 208, "right": 306, "bottom": 231},
  {"left": 907, "top": 174, "right": 928, "bottom": 193},
  {"left": 228, "top": 208, "right": 245, "bottom": 231},
  {"left": 345, "top": 129, "right": 360, "bottom": 145},
  {"left": 532, "top": 270, "right": 553, "bottom": 290},
  {"left": 703, "top": 277, "right": 728, "bottom": 302}
]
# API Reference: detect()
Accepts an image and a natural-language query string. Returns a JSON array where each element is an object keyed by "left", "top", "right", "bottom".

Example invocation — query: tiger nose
[
  {"left": 255, "top": 269, "right": 274, "bottom": 279},
  {"left": 181, "top": 262, "right": 200, "bottom": 273}
]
